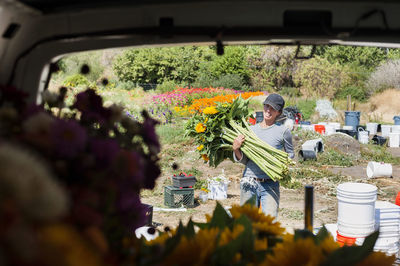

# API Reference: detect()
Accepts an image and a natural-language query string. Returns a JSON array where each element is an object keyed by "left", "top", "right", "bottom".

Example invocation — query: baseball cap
[{"left": 263, "top": 94, "right": 285, "bottom": 112}]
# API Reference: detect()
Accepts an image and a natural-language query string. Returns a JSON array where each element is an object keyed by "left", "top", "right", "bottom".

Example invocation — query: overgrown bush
[
  {"left": 63, "top": 74, "right": 91, "bottom": 87},
  {"left": 58, "top": 51, "right": 105, "bottom": 82},
  {"left": 366, "top": 59, "right": 400, "bottom": 95},
  {"left": 156, "top": 80, "right": 182, "bottom": 93},
  {"left": 210, "top": 74, "right": 248, "bottom": 91},
  {"left": 248, "top": 46, "right": 297, "bottom": 90},
  {"left": 293, "top": 56, "right": 349, "bottom": 99}
]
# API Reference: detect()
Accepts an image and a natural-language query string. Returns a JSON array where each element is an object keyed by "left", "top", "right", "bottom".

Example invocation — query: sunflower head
[
  {"left": 195, "top": 123, "right": 206, "bottom": 133},
  {"left": 203, "top": 106, "right": 219, "bottom": 115}
]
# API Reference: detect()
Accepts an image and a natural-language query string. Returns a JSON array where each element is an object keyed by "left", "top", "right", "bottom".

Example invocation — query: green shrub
[
  {"left": 293, "top": 56, "right": 350, "bottom": 99},
  {"left": 295, "top": 99, "right": 316, "bottom": 120},
  {"left": 280, "top": 87, "right": 302, "bottom": 97},
  {"left": 63, "top": 74, "right": 91, "bottom": 87},
  {"left": 335, "top": 86, "right": 369, "bottom": 102},
  {"left": 58, "top": 51, "right": 105, "bottom": 82},
  {"left": 360, "top": 144, "right": 400, "bottom": 165},
  {"left": 156, "top": 80, "right": 181, "bottom": 93},
  {"left": 211, "top": 74, "right": 248, "bottom": 91}
]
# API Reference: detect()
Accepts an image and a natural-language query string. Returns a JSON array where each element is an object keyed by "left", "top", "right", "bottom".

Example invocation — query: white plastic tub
[
  {"left": 328, "top": 122, "right": 341, "bottom": 130},
  {"left": 337, "top": 182, "right": 377, "bottom": 237},
  {"left": 389, "top": 132, "right": 400, "bottom": 147},
  {"left": 366, "top": 162, "right": 393, "bottom": 178},
  {"left": 381, "top": 125, "right": 392, "bottom": 137},
  {"left": 366, "top": 123, "right": 379, "bottom": 135}
]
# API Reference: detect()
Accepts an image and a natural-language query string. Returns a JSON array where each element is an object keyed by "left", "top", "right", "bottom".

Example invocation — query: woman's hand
[{"left": 233, "top": 134, "right": 245, "bottom": 151}]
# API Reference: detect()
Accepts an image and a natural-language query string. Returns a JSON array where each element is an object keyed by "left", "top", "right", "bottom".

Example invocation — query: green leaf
[
  {"left": 315, "top": 225, "right": 330, "bottom": 245},
  {"left": 209, "top": 202, "right": 233, "bottom": 229}
]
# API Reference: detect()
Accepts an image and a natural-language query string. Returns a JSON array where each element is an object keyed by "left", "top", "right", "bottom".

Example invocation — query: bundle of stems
[{"left": 221, "top": 117, "right": 292, "bottom": 181}]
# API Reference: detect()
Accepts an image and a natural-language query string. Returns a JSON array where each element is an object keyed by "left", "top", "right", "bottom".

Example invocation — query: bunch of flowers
[
  {"left": 151, "top": 87, "right": 240, "bottom": 108},
  {"left": 133, "top": 201, "right": 395, "bottom": 265},
  {"left": 0, "top": 85, "right": 161, "bottom": 265},
  {"left": 185, "top": 96, "right": 293, "bottom": 182}
]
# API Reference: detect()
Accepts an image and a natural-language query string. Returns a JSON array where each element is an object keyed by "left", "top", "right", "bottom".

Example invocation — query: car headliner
[{"left": 2, "top": 0, "right": 400, "bottom": 100}]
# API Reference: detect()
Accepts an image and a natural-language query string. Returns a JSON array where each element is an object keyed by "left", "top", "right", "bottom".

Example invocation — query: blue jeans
[{"left": 240, "top": 179, "right": 280, "bottom": 218}]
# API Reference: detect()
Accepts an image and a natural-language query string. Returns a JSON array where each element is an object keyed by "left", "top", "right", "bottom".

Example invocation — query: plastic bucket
[
  {"left": 389, "top": 133, "right": 400, "bottom": 147},
  {"left": 336, "top": 231, "right": 356, "bottom": 247},
  {"left": 325, "top": 125, "right": 336, "bottom": 136},
  {"left": 299, "top": 149, "right": 317, "bottom": 160},
  {"left": 381, "top": 125, "right": 392, "bottom": 137},
  {"left": 337, "top": 182, "right": 377, "bottom": 237},
  {"left": 302, "top": 138, "right": 324, "bottom": 153},
  {"left": 372, "top": 135, "right": 387, "bottom": 146},
  {"left": 314, "top": 124, "right": 326, "bottom": 135},
  {"left": 366, "top": 123, "right": 379, "bottom": 135},
  {"left": 358, "top": 128, "right": 369, "bottom": 144},
  {"left": 392, "top": 125, "right": 400, "bottom": 133},
  {"left": 366, "top": 162, "right": 393, "bottom": 178},
  {"left": 301, "top": 125, "right": 314, "bottom": 131},
  {"left": 345, "top": 111, "right": 361, "bottom": 129},
  {"left": 328, "top": 122, "right": 341, "bottom": 130},
  {"left": 394, "top": 116, "right": 400, "bottom": 125},
  {"left": 343, "top": 125, "right": 354, "bottom": 131}
]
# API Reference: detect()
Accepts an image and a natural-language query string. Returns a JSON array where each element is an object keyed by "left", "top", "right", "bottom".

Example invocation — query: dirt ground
[{"left": 141, "top": 144, "right": 400, "bottom": 234}]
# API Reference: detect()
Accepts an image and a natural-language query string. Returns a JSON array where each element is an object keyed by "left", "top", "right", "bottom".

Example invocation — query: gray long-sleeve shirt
[{"left": 234, "top": 123, "right": 294, "bottom": 180}]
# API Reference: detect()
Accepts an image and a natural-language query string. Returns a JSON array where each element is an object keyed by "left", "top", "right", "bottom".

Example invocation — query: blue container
[
  {"left": 256, "top": 111, "right": 264, "bottom": 123},
  {"left": 394, "top": 116, "right": 400, "bottom": 125},
  {"left": 300, "top": 121, "right": 311, "bottom": 125},
  {"left": 345, "top": 111, "right": 360, "bottom": 129}
]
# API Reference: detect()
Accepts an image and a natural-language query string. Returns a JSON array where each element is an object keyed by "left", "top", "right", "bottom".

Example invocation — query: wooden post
[
  {"left": 347, "top": 95, "right": 352, "bottom": 111},
  {"left": 304, "top": 185, "right": 314, "bottom": 232}
]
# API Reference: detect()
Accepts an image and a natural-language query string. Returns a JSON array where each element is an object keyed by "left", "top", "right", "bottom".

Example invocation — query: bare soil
[{"left": 141, "top": 144, "right": 400, "bottom": 234}]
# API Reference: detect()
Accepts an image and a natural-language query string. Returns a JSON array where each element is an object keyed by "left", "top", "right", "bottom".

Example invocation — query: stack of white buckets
[
  {"left": 387, "top": 125, "right": 400, "bottom": 148},
  {"left": 337, "top": 182, "right": 400, "bottom": 256}
]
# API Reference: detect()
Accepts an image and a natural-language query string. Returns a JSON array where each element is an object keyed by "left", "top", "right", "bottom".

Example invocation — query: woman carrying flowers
[{"left": 233, "top": 93, "right": 294, "bottom": 217}]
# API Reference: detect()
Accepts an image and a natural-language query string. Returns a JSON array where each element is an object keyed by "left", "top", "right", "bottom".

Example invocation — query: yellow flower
[
  {"left": 203, "top": 106, "right": 219, "bottom": 115},
  {"left": 202, "top": 154, "right": 209, "bottom": 161},
  {"left": 253, "top": 221, "right": 286, "bottom": 236},
  {"left": 205, "top": 214, "right": 212, "bottom": 222},
  {"left": 319, "top": 235, "right": 340, "bottom": 254},
  {"left": 218, "top": 224, "right": 245, "bottom": 246},
  {"left": 263, "top": 237, "right": 323, "bottom": 266},
  {"left": 200, "top": 136, "right": 205, "bottom": 142},
  {"left": 254, "top": 238, "right": 268, "bottom": 251},
  {"left": 146, "top": 230, "right": 176, "bottom": 246},
  {"left": 204, "top": 117, "right": 208, "bottom": 123},
  {"left": 195, "top": 123, "right": 206, "bottom": 133},
  {"left": 174, "top": 106, "right": 181, "bottom": 112},
  {"left": 38, "top": 224, "right": 102, "bottom": 266},
  {"left": 197, "top": 144, "right": 204, "bottom": 151},
  {"left": 356, "top": 251, "right": 396, "bottom": 266},
  {"left": 163, "top": 228, "right": 219, "bottom": 265}
]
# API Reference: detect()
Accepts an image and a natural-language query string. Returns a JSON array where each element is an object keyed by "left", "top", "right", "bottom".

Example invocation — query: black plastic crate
[
  {"left": 164, "top": 186, "right": 194, "bottom": 208},
  {"left": 172, "top": 173, "right": 197, "bottom": 188}
]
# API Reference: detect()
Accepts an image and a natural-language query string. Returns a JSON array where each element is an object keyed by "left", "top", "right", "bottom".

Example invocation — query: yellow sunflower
[
  {"left": 355, "top": 251, "right": 396, "bottom": 266},
  {"left": 163, "top": 228, "right": 219, "bottom": 265},
  {"left": 230, "top": 204, "right": 277, "bottom": 224},
  {"left": 146, "top": 229, "right": 176, "bottom": 246},
  {"left": 197, "top": 144, "right": 204, "bottom": 151},
  {"left": 218, "top": 224, "right": 245, "bottom": 246},
  {"left": 195, "top": 122, "right": 206, "bottom": 133},
  {"left": 253, "top": 221, "right": 285, "bottom": 236},
  {"left": 262, "top": 237, "right": 323, "bottom": 266},
  {"left": 319, "top": 235, "right": 340, "bottom": 255},
  {"left": 203, "top": 106, "right": 219, "bottom": 115},
  {"left": 254, "top": 238, "right": 268, "bottom": 251},
  {"left": 204, "top": 117, "right": 209, "bottom": 123}
]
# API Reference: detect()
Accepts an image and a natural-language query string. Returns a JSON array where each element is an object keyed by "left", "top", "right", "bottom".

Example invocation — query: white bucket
[
  {"left": 199, "top": 192, "right": 208, "bottom": 203},
  {"left": 381, "top": 125, "right": 392, "bottom": 137},
  {"left": 328, "top": 122, "right": 341, "bottom": 130},
  {"left": 366, "top": 162, "right": 393, "bottom": 178},
  {"left": 366, "top": 123, "right": 379, "bottom": 135},
  {"left": 337, "top": 182, "right": 377, "bottom": 237},
  {"left": 343, "top": 125, "right": 354, "bottom": 130},
  {"left": 393, "top": 125, "right": 400, "bottom": 133},
  {"left": 325, "top": 125, "right": 336, "bottom": 136},
  {"left": 358, "top": 129, "right": 369, "bottom": 144},
  {"left": 301, "top": 125, "right": 314, "bottom": 131},
  {"left": 318, "top": 122, "right": 328, "bottom": 126},
  {"left": 389, "top": 133, "right": 400, "bottom": 147},
  {"left": 375, "top": 201, "right": 400, "bottom": 220}
]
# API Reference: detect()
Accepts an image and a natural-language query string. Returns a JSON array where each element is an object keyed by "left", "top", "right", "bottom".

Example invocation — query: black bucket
[
  {"left": 372, "top": 135, "right": 387, "bottom": 146},
  {"left": 377, "top": 124, "right": 382, "bottom": 133},
  {"left": 299, "top": 149, "right": 317, "bottom": 160},
  {"left": 336, "top": 129, "right": 357, "bottom": 139}
]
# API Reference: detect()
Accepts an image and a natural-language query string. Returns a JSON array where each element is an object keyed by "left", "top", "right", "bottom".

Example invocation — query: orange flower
[
  {"left": 197, "top": 144, "right": 204, "bottom": 151},
  {"left": 201, "top": 154, "right": 209, "bottom": 161},
  {"left": 195, "top": 123, "right": 206, "bottom": 133}
]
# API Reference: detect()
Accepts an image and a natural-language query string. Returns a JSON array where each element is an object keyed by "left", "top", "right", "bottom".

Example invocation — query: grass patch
[
  {"left": 279, "top": 208, "right": 304, "bottom": 220},
  {"left": 156, "top": 120, "right": 191, "bottom": 145},
  {"left": 360, "top": 144, "right": 400, "bottom": 164},
  {"left": 301, "top": 149, "right": 354, "bottom": 167}
]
